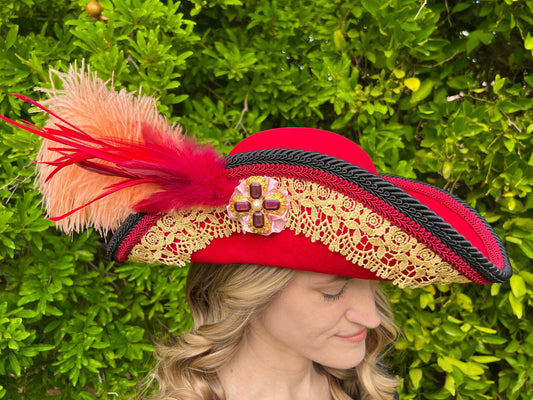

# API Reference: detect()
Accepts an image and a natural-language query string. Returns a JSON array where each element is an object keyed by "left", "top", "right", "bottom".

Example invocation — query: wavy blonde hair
[{"left": 142, "top": 263, "right": 399, "bottom": 400}]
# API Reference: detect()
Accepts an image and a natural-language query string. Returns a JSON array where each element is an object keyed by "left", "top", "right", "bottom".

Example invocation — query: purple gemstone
[
  {"left": 263, "top": 198, "right": 280, "bottom": 210},
  {"left": 252, "top": 211, "right": 265, "bottom": 228},
  {"left": 234, "top": 201, "right": 251, "bottom": 212},
  {"left": 249, "top": 182, "right": 262, "bottom": 199}
]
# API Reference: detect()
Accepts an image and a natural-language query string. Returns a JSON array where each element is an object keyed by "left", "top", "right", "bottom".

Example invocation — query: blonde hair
[{"left": 142, "top": 263, "right": 399, "bottom": 400}]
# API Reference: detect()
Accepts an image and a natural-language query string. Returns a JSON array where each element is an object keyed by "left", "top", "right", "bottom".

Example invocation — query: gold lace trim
[{"left": 129, "top": 177, "right": 470, "bottom": 288}]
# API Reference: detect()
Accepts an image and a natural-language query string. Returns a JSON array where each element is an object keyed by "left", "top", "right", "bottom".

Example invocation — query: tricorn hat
[{"left": 1, "top": 66, "right": 512, "bottom": 288}]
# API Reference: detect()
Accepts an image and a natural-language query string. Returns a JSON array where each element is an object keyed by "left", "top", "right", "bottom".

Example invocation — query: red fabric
[
  {"left": 192, "top": 229, "right": 381, "bottom": 280},
  {"left": 230, "top": 128, "right": 377, "bottom": 174}
]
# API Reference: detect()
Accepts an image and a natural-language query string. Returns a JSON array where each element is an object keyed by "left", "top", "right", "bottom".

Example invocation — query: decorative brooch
[{"left": 227, "top": 176, "right": 290, "bottom": 235}]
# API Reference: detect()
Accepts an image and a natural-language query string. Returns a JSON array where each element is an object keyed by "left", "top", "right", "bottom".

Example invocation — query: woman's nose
[{"left": 344, "top": 280, "right": 381, "bottom": 328}]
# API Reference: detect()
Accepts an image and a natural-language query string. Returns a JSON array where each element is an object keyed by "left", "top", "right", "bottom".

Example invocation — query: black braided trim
[
  {"left": 381, "top": 174, "right": 512, "bottom": 280},
  {"left": 107, "top": 213, "right": 147, "bottom": 261},
  {"left": 225, "top": 149, "right": 512, "bottom": 283}
]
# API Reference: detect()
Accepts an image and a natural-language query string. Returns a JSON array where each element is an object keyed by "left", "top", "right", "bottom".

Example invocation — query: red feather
[{"left": 1, "top": 93, "right": 239, "bottom": 227}]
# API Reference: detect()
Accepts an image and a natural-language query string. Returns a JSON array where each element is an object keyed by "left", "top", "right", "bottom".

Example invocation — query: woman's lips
[{"left": 335, "top": 329, "right": 367, "bottom": 343}]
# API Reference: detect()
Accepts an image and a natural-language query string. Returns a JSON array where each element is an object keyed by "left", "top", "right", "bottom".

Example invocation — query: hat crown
[{"left": 229, "top": 128, "right": 377, "bottom": 174}]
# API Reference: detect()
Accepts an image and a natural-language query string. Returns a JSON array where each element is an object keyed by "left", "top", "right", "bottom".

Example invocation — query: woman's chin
[{"left": 318, "top": 350, "right": 367, "bottom": 370}]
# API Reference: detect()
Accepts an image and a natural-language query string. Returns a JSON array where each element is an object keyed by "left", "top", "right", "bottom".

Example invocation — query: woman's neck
[{"left": 218, "top": 323, "right": 332, "bottom": 400}]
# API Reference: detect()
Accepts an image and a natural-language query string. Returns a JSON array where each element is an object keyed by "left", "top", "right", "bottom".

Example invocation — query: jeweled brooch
[{"left": 227, "top": 176, "right": 290, "bottom": 235}]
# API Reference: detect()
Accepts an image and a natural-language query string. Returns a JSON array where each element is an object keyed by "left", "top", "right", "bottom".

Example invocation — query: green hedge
[{"left": 0, "top": 1, "right": 532, "bottom": 399}]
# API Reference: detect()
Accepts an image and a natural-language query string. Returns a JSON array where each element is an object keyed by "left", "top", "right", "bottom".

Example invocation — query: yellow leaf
[
  {"left": 525, "top": 33, "right": 533, "bottom": 50},
  {"left": 334, "top": 30, "right": 346, "bottom": 51},
  {"left": 405, "top": 77, "right": 421, "bottom": 91}
]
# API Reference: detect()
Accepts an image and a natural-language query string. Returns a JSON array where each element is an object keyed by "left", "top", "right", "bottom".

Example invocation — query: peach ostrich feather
[
  {"left": 0, "top": 63, "right": 238, "bottom": 235},
  {"left": 35, "top": 64, "right": 169, "bottom": 234}
]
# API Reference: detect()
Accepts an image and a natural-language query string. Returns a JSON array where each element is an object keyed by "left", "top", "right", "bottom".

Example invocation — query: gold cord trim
[{"left": 129, "top": 177, "right": 470, "bottom": 288}]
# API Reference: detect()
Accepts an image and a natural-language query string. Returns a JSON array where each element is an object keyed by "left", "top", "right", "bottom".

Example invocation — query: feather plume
[{"left": 0, "top": 63, "right": 238, "bottom": 234}]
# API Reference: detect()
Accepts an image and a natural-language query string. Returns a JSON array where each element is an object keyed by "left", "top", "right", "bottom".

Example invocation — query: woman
[
  {"left": 149, "top": 263, "right": 399, "bottom": 400},
  {"left": 0, "top": 66, "right": 512, "bottom": 400}
]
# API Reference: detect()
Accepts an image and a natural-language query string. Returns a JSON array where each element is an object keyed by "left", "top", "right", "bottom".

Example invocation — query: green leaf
[
  {"left": 8, "top": 339, "right": 19, "bottom": 350},
  {"left": 361, "top": 0, "right": 381, "bottom": 15},
  {"left": 490, "top": 283, "right": 501, "bottom": 296},
  {"left": 510, "top": 274, "right": 527, "bottom": 298},
  {"left": 437, "top": 356, "right": 453, "bottom": 373},
  {"left": 499, "top": 100, "right": 524, "bottom": 113},
  {"left": 444, "top": 373, "right": 456, "bottom": 396},
  {"left": 474, "top": 325, "right": 497, "bottom": 334},
  {"left": 525, "top": 74, "right": 533, "bottom": 88},
  {"left": 85, "top": 326, "right": 103, "bottom": 336},
  {"left": 5, "top": 25, "right": 19, "bottom": 50},
  {"left": 17, "top": 309, "right": 38, "bottom": 319},
  {"left": 393, "top": 69, "right": 405, "bottom": 79},
  {"left": 508, "top": 291, "right": 524, "bottom": 318},
  {"left": 17, "top": 292, "right": 42, "bottom": 306},
  {"left": 521, "top": 270, "right": 533, "bottom": 286},
  {"left": 466, "top": 30, "right": 493, "bottom": 54},
  {"left": 456, "top": 293, "right": 473, "bottom": 312},
  {"left": 20, "top": 344, "right": 55, "bottom": 357},
  {"left": 442, "top": 321, "right": 464, "bottom": 337},
  {"left": 493, "top": 74, "right": 507, "bottom": 93},
  {"left": 470, "top": 355, "right": 501, "bottom": 363},
  {"left": 504, "top": 138, "right": 515, "bottom": 152},
  {"left": 8, "top": 353, "right": 20, "bottom": 376},
  {"left": 410, "top": 80, "right": 433, "bottom": 103},
  {"left": 409, "top": 368, "right": 423, "bottom": 389},
  {"left": 481, "top": 335, "right": 507, "bottom": 344}
]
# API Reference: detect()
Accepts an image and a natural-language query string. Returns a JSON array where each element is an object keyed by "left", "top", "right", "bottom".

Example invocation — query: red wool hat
[{"left": 1, "top": 66, "right": 512, "bottom": 288}]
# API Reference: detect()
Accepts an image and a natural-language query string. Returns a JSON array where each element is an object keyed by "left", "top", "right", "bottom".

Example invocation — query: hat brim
[{"left": 108, "top": 145, "right": 511, "bottom": 288}]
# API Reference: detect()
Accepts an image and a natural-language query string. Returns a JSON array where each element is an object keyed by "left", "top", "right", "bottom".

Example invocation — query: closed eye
[{"left": 322, "top": 283, "right": 348, "bottom": 302}]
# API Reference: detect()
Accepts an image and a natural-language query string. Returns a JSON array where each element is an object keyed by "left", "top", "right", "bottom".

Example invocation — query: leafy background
[{"left": 0, "top": 0, "right": 532, "bottom": 399}]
